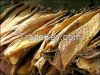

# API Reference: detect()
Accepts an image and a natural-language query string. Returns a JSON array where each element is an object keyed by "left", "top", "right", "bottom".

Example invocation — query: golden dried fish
[
  {"left": 32, "top": 10, "right": 100, "bottom": 74},
  {"left": 38, "top": 9, "right": 100, "bottom": 56},
  {"left": 58, "top": 13, "right": 100, "bottom": 71},
  {"left": 0, "top": 13, "right": 61, "bottom": 46},
  {"left": 0, "top": 3, "right": 100, "bottom": 75},
  {"left": 0, "top": 5, "right": 29, "bottom": 34},
  {"left": 0, "top": 6, "right": 38, "bottom": 37},
  {"left": 3, "top": 12, "right": 64, "bottom": 56}
]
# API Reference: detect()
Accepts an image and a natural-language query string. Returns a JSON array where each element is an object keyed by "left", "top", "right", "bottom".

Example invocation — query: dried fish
[
  {"left": 0, "top": 3, "right": 100, "bottom": 75},
  {"left": 58, "top": 13, "right": 100, "bottom": 71}
]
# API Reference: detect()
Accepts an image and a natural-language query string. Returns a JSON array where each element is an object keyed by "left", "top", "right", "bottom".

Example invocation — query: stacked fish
[{"left": 0, "top": 2, "right": 100, "bottom": 75}]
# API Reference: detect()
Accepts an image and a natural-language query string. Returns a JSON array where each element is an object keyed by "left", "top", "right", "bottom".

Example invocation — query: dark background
[{"left": 0, "top": 0, "right": 100, "bottom": 14}]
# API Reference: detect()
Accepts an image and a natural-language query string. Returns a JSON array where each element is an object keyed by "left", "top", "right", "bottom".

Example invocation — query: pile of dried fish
[{"left": 0, "top": 2, "right": 100, "bottom": 75}]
